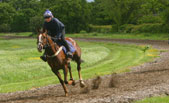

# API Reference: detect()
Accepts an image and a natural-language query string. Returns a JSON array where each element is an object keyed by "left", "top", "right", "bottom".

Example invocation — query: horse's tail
[{"left": 80, "top": 59, "right": 85, "bottom": 63}]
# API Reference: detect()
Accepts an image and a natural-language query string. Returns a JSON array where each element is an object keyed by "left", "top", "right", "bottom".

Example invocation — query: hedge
[
  {"left": 120, "top": 23, "right": 169, "bottom": 33},
  {"left": 89, "top": 25, "right": 113, "bottom": 33}
]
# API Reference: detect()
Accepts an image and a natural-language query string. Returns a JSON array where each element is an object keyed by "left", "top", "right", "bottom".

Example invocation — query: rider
[{"left": 40, "top": 9, "right": 73, "bottom": 62}]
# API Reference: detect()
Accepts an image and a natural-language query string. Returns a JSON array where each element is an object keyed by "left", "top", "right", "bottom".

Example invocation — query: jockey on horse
[{"left": 40, "top": 9, "right": 73, "bottom": 62}]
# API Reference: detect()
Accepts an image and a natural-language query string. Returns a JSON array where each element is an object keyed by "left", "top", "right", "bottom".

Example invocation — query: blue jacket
[{"left": 43, "top": 18, "right": 64, "bottom": 38}]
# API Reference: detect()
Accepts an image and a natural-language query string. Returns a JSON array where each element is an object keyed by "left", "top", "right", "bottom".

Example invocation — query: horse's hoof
[
  {"left": 65, "top": 93, "right": 68, "bottom": 97},
  {"left": 80, "top": 81, "right": 85, "bottom": 88},
  {"left": 68, "top": 80, "right": 76, "bottom": 86},
  {"left": 72, "top": 81, "right": 76, "bottom": 86},
  {"left": 64, "top": 81, "right": 68, "bottom": 84},
  {"left": 68, "top": 80, "right": 73, "bottom": 85}
]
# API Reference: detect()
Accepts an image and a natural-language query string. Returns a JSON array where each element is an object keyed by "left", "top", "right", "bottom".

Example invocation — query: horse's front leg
[{"left": 52, "top": 69, "right": 68, "bottom": 96}]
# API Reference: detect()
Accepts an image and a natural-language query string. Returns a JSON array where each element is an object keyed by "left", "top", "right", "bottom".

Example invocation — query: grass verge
[
  {"left": 0, "top": 32, "right": 31, "bottom": 37},
  {"left": 67, "top": 33, "right": 169, "bottom": 40},
  {"left": 136, "top": 96, "right": 169, "bottom": 103}
]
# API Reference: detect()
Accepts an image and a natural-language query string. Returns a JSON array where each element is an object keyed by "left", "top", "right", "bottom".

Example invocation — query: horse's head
[{"left": 37, "top": 30, "right": 49, "bottom": 52}]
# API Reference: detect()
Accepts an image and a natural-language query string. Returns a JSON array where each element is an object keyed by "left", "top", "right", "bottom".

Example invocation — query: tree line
[{"left": 0, "top": 0, "right": 169, "bottom": 33}]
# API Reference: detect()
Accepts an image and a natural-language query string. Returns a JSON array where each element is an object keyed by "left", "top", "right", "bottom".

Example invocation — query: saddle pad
[{"left": 57, "top": 40, "right": 76, "bottom": 54}]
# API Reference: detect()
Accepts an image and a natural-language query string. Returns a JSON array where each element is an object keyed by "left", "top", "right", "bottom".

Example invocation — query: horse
[{"left": 37, "top": 30, "right": 85, "bottom": 96}]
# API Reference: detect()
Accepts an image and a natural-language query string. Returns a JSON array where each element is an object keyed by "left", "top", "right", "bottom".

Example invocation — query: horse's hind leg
[
  {"left": 52, "top": 69, "right": 68, "bottom": 96},
  {"left": 77, "top": 61, "right": 85, "bottom": 88},
  {"left": 68, "top": 63, "right": 76, "bottom": 85}
]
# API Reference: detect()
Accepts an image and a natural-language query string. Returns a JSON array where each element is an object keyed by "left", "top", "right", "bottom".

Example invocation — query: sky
[{"left": 87, "top": 0, "right": 94, "bottom": 2}]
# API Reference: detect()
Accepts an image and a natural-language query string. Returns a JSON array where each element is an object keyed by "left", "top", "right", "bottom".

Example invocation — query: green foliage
[
  {"left": 9, "top": 0, "right": 40, "bottom": 11},
  {"left": 0, "top": 24, "right": 11, "bottom": 32},
  {"left": 120, "top": 23, "right": 168, "bottom": 33},
  {"left": 104, "top": 0, "right": 142, "bottom": 31},
  {"left": 138, "top": 15, "right": 163, "bottom": 24},
  {"left": 0, "top": 0, "right": 91, "bottom": 33},
  {"left": 30, "top": 16, "right": 44, "bottom": 34},
  {"left": 49, "top": 0, "right": 90, "bottom": 33},
  {"left": 142, "top": 45, "right": 150, "bottom": 53},
  {"left": 0, "top": 3, "right": 15, "bottom": 32},
  {"left": 89, "top": 0, "right": 112, "bottom": 25},
  {"left": 89, "top": 25, "right": 112, "bottom": 33},
  {"left": 0, "top": 3, "right": 15, "bottom": 24},
  {"left": 11, "top": 8, "right": 36, "bottom": 32},
  {"left": 80, "top": 30, "right": 87, "bottom": 34},
  {"left": 112, "top": 24, "right": 119, "bottom": 33},
  {"left": 0, "top": 0, "right": 169, "bottom": 33},
  {"left": 140, "top": 0, "right": 165, "bottom": 15},
  {"left": 163, "top": 7, "right": 169, "bottom": 25},
  {"left": 1, "top": 0, "right": 11, "bottom": 3}
]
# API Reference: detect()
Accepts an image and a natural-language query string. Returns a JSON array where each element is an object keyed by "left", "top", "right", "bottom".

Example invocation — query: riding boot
[
  {"left": 62, "top": 40, "right": 73, "bottom": 59},
  {"left": 60, "top": 29, "right": 73, "bottom": 63},
  {"left": 61, "top": 34, "right": 73, "bottom": 59},
  {"left": 40, "top": 52, "right": 47, "bottom": 62},
  {"left": 63, "top": 40, "right": 73, "bottom": 59}
]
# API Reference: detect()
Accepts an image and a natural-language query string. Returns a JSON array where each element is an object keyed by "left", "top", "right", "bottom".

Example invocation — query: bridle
[{"left": 38, "top": 33, "right": 63, "bottom": 58}]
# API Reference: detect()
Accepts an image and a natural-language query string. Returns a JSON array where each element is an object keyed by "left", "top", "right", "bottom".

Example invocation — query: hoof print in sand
[{"left": 92, "top": 76, "right": 102, "bottom": 89}]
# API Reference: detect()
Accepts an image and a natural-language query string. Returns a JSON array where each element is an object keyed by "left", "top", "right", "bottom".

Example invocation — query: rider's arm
[
  {"left": 53, "top": 18, "right": 65, "bottom": 38},
  {"left": 42, "top": 22, "right": 47, "bottom": 33}
]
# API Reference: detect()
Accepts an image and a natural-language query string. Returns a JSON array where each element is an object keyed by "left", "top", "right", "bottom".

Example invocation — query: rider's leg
[
  {"left": 40, "top": 51, "right": 47, "bottom": 62},
  {"left": 61, "top": 29, "right": 73, "bottom": 59}
]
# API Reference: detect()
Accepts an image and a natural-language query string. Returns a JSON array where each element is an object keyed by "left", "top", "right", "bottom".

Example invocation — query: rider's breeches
[{"left": 60, "top": 29, "right": 70, "bottom": 52}]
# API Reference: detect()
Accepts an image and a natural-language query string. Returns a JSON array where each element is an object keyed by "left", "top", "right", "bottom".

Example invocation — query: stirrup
[
  {"left": 67, "top": 52, "right": 73, "bottom": 58},
  {"left": 67, "top": 52, "right": 72, "bottom": 63},
  {"left": 40, "top": 55, "right": 47, "bottom": 62},
  {"left": 67, "top": 57, "right": 71, "bottom": 63}
]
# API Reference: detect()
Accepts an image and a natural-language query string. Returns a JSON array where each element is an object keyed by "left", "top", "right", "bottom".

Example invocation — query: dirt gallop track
[{"left": 1, "top": 37, "right": 169, "bottom": 103}]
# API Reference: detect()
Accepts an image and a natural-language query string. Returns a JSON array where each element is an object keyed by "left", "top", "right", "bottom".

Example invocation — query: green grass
[
  {"left": 0, "top": 32, "right": 31, "bottom": 36},
  {"left": 0, "top": 38, "right": 159, "bottom": 93},
  {"left": 1, "top": 32, "right": 169, "bottom": 40},
  {"left": 67, "top": 33, "right": 169, "bottom": 40},
  {"left": 136, "top": 96, "right": 169, "bottom": 103}
]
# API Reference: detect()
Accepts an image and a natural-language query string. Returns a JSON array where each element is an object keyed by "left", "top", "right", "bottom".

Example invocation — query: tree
[
  {"left": 9, "top": 0, "right": 40, "bottom": 11},
  {"left": 30, "top": 16, "right": 44, "bottom": 34},
  {"left": 1, "top": 0, "right": 10, "bottom": 3},
  {"left": 160, "top": 0, "right": 169, "bottom": 25},
  {"left": 90, "top": 0, "right": 112, "bottom": 25},
  {"left": 0, "top": 3, "right": 15, "bottom": 32},
  {"left": 8, "top": 0, "right": 41, "bottom": 32},
  {"left": 161, "top": 0, "right": 169, "bottom": 32},
  {"left": 104, "top": 0, "right": 142, "bottom": 31},
  {"left": 11, "top": 8, "right": 36, "bottom": 32},
  {"left": 49, "top": 0, "right": 90, "bottom": 33}
]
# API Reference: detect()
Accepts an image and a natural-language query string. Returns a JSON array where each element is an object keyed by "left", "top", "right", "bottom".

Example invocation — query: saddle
[{"left": 52, "top": 38, "right": 76, "bottom": 54}]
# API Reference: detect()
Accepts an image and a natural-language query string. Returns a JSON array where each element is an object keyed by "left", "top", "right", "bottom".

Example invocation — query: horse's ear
[{"left": 44, "top": 29, "right": 48, "bottom": 34}]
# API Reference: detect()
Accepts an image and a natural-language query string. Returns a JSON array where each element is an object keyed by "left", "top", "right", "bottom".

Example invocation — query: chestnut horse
[{"left": 37, "top": 31, "right": 85, "bottom": 96}]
